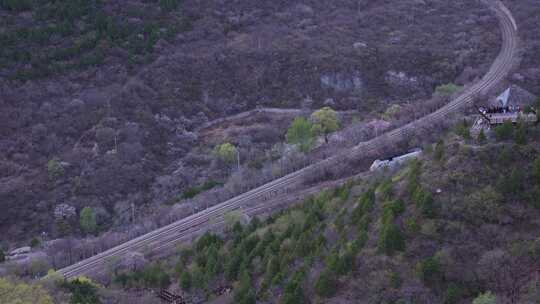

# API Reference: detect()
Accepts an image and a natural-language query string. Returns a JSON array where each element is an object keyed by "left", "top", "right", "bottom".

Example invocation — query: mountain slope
[{"left": 99, "top": 128, "right": 540, "bottom": 304}]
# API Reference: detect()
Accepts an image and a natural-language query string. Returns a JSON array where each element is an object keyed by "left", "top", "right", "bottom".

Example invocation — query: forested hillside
[
  {"left": 0, "top": 0, "right": 504, "bottom": 244},
  {"left": 74, "top": 120, "right": 540, "bottom": 304}
]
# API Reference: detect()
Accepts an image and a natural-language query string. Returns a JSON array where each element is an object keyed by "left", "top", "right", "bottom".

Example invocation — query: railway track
[{"left": 56, "top": 0, "right": 518, "bottom": 279}]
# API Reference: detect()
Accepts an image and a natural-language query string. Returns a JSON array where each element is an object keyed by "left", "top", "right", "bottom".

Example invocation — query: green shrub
[
  {"left": 271, "top": 271, "right": 285, "bottom": 286},
  {"left": 351, "top": 188, "right": 376, "bottom": 223},
  {"left": 515, "top": 122, "right": 527, "bottom": 145},
  {"left": 179, "top": 271, "right": 191, "bottom": 290},
  {"left": 326, "top": 249, "right": 354, "bottom": 275},
  {"left": 390, "top": 199, "right": 405, "bottom": 215},
  {"left": 62, "top": 278, "right": 101, "bottom": 304},
  {"left": 311, "top": 107, "right": 340, "bottom": 143},
  {"left": 27, "top": 258, "right": 49, "bottom": 277},
  {"left": 248, "top": 216, "right": 261, "bottom": 233},
  {"left": 191, "top": 265, "right": 205, "bottom": 289},
  {"left": 239, "top": 235, "right": 260, "bottom": 257},
  {"left": 498, "top": 168, "right": 523, "bottom": 197},
  {"left": 351, "top": 230, "right": 368, "bottom": 254},
  {"left": 0, "top": 0, "right": 33, "bottom": 12},
  {"left": 435, "top": 83, "right": 462, "bottom": 96},
  {"left": 0, "top": 249, "right": 4, "bottom": 263},
  {"left": 202, "top": 244, "right": 220, "bottom": 279},
  {"left": 140, "top": 264, "right": 170, "bottom": 288},
  {"left": 213, "top": 142, "right": 238, "bottom": 164},
  {"left": 117, "top": 263, "right": 170, "bottom": 289},
  {"left": 30, "top": 237, "right": 40, "bottom": 248},
  {"left": 416, "top": 256, "right": 441, "bottom": 283},
  {"left": 382, "top": 200, "right": 405, "bottom": 224},
  {"left": 335, "top": 182, "right": 352, "bottom": 201},
  {"left": 406, "top": 160, "right": 422, "bottom": 194},
  {"left": 445, "top": 283, "right": 463, "bottom": 304},
  {"left": 466, "top": 186, "right": 503, "bottom": 224},
  {"left": 78, "top": 50, "right": 105, "bottom": 68},
  {"left": 357, "top": 214, "right": 371, "bottom": 231},
  {"left": 314, "top": 234, "right": 327, "bottom": 256},
  {"left": 382, "top": 104, "right": 402, "bottom": 121},
  {"left": 159, "top": 0, "right": 180, "bottom": 11},
  {"left": 282, "top": 271, "right": 306, "bottom": 304},
  {"left": 224, "top": 250, "right": 244, "bottom": 281},
  {"left": 47, "top": 158, "right": 64, "bottom": 181},
  {"left": 286, "top": 117, "right": 314, "bottom": 153},
  {"left": 381, "top": 204, "right": 395, "bottom": 225},
  {"left": 412, "top": 187, "right": 436, "bottom": 218},
  {"left": 79, "top": 207, "right": 97, "bottom": 235},
  {"left": 493, "top": 121, "right": 514, "bottom": 141},
  {"left": 264, "top": 255, "right": 280, "bottom": 284},
  {"left": 389, "top": 271, "right": 402, "bottom": 289},
  {"left": 497, "top": 147, "right": 512, "bottom": 166},
  {"left": 234, "top": 270, "right": 255, "bottom": 304},
  {"left": 455, "top": 119, "right": 471, "bottom": 139},
  {"left": 526, "top": 187, "right": 540, "bottom": 209},
  {"left": 405, "top": 217, "right": 421, "bottom": 234},
  {"left": 378, "top": 223, "right": 405, "bottom": 255},
  {"left": 477, "top": 129, "right": 486, "bottom": 143},
  {"left": 338, "top": 249, "right": 355, "bottom": 275},
  {"left": 472, "top": 292, "right": 497, "bottom": 304},
  {"left": 294, "top": 233, "right": 313, "bottom": 258},
  {"left": 377, "top": 179, "right": 393, "bottom": 200},
  {"left": 325, "top": 251, "right": 340, "bottom": 273},
  {"left": 195, "top": 233, "right": 222, "bottom": 252},
  {"left": 177, "top": 247, "right": 193, "bottom": 267},
  {"left": 56, "top": 219, "right": 74, "bottom": 236},
  {"left": 181, "top": 180, "right": 222, "bottom": 199},
  {"left": 434, "top": 140, "right": 445, "bottom": 161},
  {"left": 315, "top": 270, "right": 338, "bottom": 298}
]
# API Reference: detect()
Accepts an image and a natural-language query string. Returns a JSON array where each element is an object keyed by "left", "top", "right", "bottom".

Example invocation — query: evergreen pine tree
[
  {"left": 478, "top": 129, "right": 486, "bottom": 143},
  {"left": 179, "top": 272, "right": 191, "bottom": 290},
  {"left": 515, "top": 122, "right": 527, "bottom": 145},
  {"left": 434, "top": 140, "right": 445, "bottom": 161},
  {"left": 265, "top": 255, "right": 280, "bottom": 284},
  {"left": 79, "top": 207, "right": 97, "bottom": 235},
  {"left": 315, "top": 269, "right": 338, "bottom": 298},
  {"left": 378, "top": 222, "right": 405, "bottom": 255},
  {"left": 234, "top": 270, "right": 255, "bottom": 304}
]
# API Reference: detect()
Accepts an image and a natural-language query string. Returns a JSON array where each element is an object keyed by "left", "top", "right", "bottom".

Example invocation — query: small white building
[{"left": 370, "top": 149, "right": 422, "bottom": 172}]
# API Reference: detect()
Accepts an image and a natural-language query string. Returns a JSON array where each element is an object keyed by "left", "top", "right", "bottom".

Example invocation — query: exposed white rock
[{"left": 9, "top": 246, "right": 31, "bottom": 256}]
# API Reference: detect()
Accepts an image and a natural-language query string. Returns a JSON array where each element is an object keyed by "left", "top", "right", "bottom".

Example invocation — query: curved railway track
[{"left": 56, "top": 0, "right": 518, "bottom": 279}]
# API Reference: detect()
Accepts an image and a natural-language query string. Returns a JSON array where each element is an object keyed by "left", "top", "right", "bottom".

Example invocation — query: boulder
[
  {"left": 320, "top": 71, "right": 364, "bottom": 92},
  {"left": 54, "top": 203, "right": 76, "bottom": 220}
]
